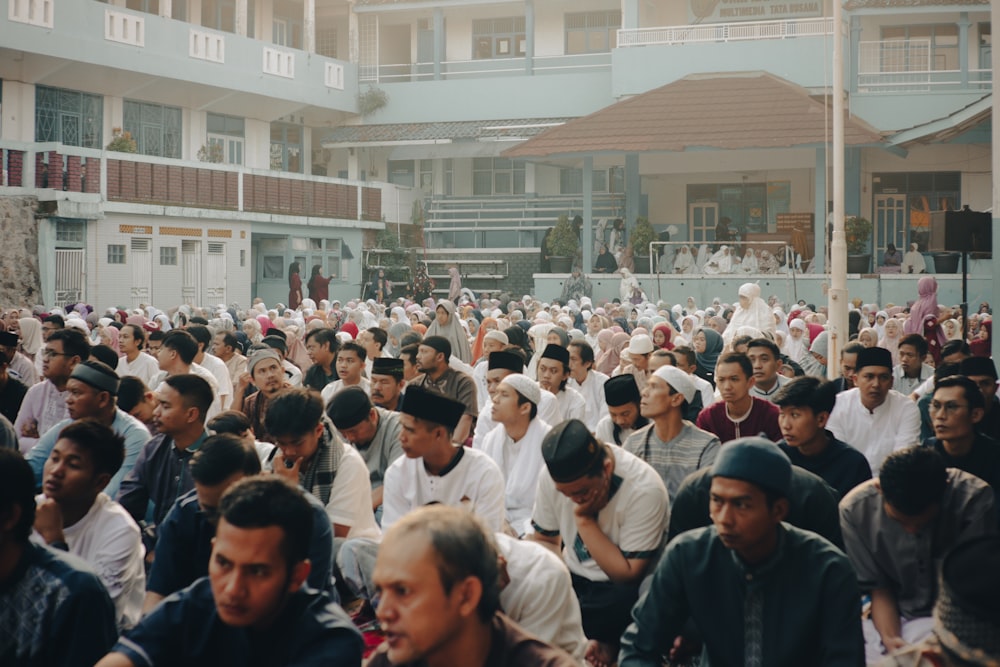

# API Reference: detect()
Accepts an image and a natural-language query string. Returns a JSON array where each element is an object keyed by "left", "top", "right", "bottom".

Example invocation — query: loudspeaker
[{"left": 928, "top": 209, "right": 991, "bottom": 253}]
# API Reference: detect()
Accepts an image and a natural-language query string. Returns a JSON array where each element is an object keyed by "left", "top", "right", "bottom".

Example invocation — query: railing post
[{"left": 959, "top": 12, "right": 971, "bottom": 89}]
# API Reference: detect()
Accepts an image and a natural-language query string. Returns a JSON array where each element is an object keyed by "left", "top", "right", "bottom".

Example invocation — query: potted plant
[
  {"left": 106, "top": 128, "right": 137, "bottom": 153},
  {"left": 546, "top": 214, "right": 579, "bottom": 273},
  {"left": 630, "top": 216, "right": 657, "bottom": 274},
  {"left": 845, "top": 215, "right": 873, "bottom": 273}
]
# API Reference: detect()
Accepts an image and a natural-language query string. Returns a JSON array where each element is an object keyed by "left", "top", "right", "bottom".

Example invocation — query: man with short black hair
[
  {"left": 26, "top": 360, "right": 150, "bottom": 498},
  {"left": 537, "top": 344, "right": 586, "bottom": 424},
  {"left": 746, "top": 337, "right": 787, "bottom": 402},
  {"left": 33, "top": 419, "right": 145, "bottom": 630},
  {"left": 370, "top": 357, "right": 405, "bottom": 412},
  {"left": 235, "top": 349, "right": 291, "bottom": 443},
  {"left": 471, "top": 349, "right": 559, "bottom": 450},
  {"left": 144, "top": 433, "right": 334, "bottom": 613},
  {"left": 960, "top": 356, "right": 1000, "bottom": 440},
  {"left": 841, "top": 446, "right": 996, "bottom": 663},
  {"left": 116, "top": 374, "right": 213, "bottom": 555},
  {"left": 833, "top": 341, "right": 865, "bottom": 394},
  {"left": 303, "top": 328, "right": 339, "bottom": 393},
  {"left": 15, "top": 327, "right": 87, "bottom": 453},
  {"left": 695, "top": 353, "right": 781, "bottom": 443},
  {"left": 116, "top": 324, "right": 160, "bottom": 385},
  {"left": 326, "top": 386, "right": 403, "bottom": 515},
  {"left": 411, "top": 335, "right": 478, "bottom": 444},
  {"left": 774, "top": 376, "right": 871, "bottom": 498},
  {"left": 146, "top": 330, "right": 165, "bottom": 356},
  {"left": 621, "top": 437, "right": 864, "bottom": 667},
  {"left": 568, "top": 340, "right": 609, "bottom": 431},
  {"left": 0, "top": 447, "right": 118, "bottom": 666},
  {"left": 96, "top": 477, "right": 364, "bottom": 667},
  {"left": 150, "top": 329, "right": 222, "bottom": 420},
  {"left": 595, "top": 375, "right": 647, "bottom": 446},
  {"left": 399, "top": 343, "right": 421, "bottom": 382},
  {"left": 0, "top": 329, "right": 27, "bottom": 424},
  {"left": 266, "top": 388, "right": 379, "bottom": 541},
  {"left": 894, "top": 334, "right": 934, "bottom": 395},
  {"left": 358, "top": 327, "right": 389, "bottom": 378},
  {"left": 186, "top": 325, "right": 233, "bottom": 411},
  {"left": 672, "top": 345, "right": 716, "bottom": 409},
  {"left": 320, "top": 341, "right": 369, "bottom": 403}
]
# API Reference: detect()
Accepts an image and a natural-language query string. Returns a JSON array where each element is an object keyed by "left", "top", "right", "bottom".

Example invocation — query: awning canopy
[
  {"left": 887, "top": 94, "right": 992, "bottom": 148},
  {"left": 502, "top": 71, "right": 886, "bottom": 159}
]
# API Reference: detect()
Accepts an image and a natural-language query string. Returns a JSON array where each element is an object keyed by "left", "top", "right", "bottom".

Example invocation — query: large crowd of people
[{"left": 1, "top": 270, "right": 998, "bottom": 667}]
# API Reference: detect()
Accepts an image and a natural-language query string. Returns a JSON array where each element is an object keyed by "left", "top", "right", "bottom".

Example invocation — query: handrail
[{"left": 617, "top": 17, "right": 833, "bottom": 47}]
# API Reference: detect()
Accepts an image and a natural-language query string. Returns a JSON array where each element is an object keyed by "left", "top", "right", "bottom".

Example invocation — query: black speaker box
[{"left": 928, "top": 209, "right": 991, "bottom": 253}]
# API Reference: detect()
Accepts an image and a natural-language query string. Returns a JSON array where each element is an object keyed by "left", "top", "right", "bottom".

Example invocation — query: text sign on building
[{"left": 689, "top": 0, "right": 822, "bottom": 23}]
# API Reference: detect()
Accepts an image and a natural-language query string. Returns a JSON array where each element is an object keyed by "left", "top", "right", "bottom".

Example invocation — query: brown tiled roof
[
  {"left": 845, "top": 0, "right": 985, "bottom": 8},
  {"left": 502, "top": 72, "right": 885, "bottom": 158},
  {"left": 322, "top": 118, "right": 572, "bottom": 145}
]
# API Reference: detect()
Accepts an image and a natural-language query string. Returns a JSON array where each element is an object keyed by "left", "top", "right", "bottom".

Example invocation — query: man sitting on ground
[
  {"left": 15, "top": 327, "right": 87, "bottom": 453},
  {"left": 595, "top": 375, "right": 648, "bottom": 447},
  {"left": 321, "top": 341, "right": 369, "bottom": 403},
  {"left": 695, "top": 352, "right": 781, "bottom": 443}
]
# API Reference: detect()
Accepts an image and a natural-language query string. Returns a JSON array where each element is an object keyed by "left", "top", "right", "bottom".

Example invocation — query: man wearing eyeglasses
[
  {"left": 923, "top": 375, "right": 1000, "bottom": 498},
  {"left": 826, "top": 347, "right": 920, "bottom": 475},
  {"left": 14, "top": 329, "right": 87, "bottom": 453}
]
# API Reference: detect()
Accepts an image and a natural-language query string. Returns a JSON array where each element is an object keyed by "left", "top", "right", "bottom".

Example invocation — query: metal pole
[
  {"left": 992, "top": 0, "right": 1000, "bottom": 377},
  {"left": 827, "top": 3, "right": 849, "bottom": 380}
]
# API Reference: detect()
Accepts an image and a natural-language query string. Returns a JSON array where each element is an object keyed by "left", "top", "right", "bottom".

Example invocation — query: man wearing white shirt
[
  {"left": 320, "top": 341, "right": 370, "bottom": 405},
  {"left": 186, "top": 325, "right": 233, "bottom": 411},
  {"left": 115, "top": 325, "right": 160, "bottom": 386},
  {"left": 826, "top": 347, "right": 920, "bottom": 474},
  {"left": 594, "top": 374, "right": 648, "bottom": 447},
  {"left": 538, "top": 344, "right": 586, "bottom": 424},
  {"left": 148, "top": 329, "right": 222, "bottom": 422},
  {"left": 480, "top": 374, "right": 551, "bottom": 537},
  {"left": 32, "top": 419, "right": 145, "bottom": 631},
  {"left": 471, "top": 349, "right": 559, "bottom": 450},
  {"left": 568, "top": 340, "right": 609, "bottom": 431},
  {"left": 471, "top": 329, "right": 509, "bottom": 410}
]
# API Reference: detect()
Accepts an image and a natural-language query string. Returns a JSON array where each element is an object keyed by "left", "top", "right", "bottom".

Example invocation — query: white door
[
  {"left": 689, "top": 203, "right": 719, "bottom": 244},
  {"left": 874, "top": 195, "right": 907, "bottom": 263},
  {"left": 130, "top": 238, "right": 152, "bottom": 307},
  {"left": 182, "top": 240, "right": 202, "bottom": 305},
  {"left": 206, "top": 242, "right": 227, "bottom": 303},
  {"left": 54, "top": 249, "right": 85, "bottom": 307}
]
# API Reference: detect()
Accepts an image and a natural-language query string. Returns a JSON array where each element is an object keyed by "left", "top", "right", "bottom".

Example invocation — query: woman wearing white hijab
[
  {"left": 619, "top": 269, "right": 644, "bottom": 304},
  {"left": 739, "top": 248, "right": 758, "bottom": 274},
  {"left": 695, "top": 244, "right": 711, "bottom": 272},
  {"left": 703, "top": 246, "right": 734, "bottom": 275},
  {"left": 672, "top": 245, "right": 696, "bottom": 274},
  {"left": 782, "top": 318, "right": 809, "bottom": 362},
  {"left": 723, "top": 283, "right": 775, "bottom": 347},
  {"left": 900, "top": 243, "right": 927, "bottom": 274},
  {"left": 424, "top": 299, "right": 473, "bottom": 363}
]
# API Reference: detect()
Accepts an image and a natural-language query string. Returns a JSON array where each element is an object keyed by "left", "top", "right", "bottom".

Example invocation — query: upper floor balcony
[
  {"left": 612, "top": 17, "right": 837, "bottom": 96},
  {"left": 0, "top": 140, "right": 420, "bottom": 227},
  {"left": 2, "top": 0, "right": 359, "bottom": 120}
]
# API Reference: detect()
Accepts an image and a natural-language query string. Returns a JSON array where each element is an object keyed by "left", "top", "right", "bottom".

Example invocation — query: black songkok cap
[
  {"left": 488, "top": 350, "right": 523, "bottom": 373},
  {"left": 420, "top": 335, "right": 451, "bottom": 359},
  {"left": 540, "top": 344, "right": 570, "bottom": 366},
  {"left": 371, "top": 358, "right": 404, "bottom": 379},
  {"left": 855, "top": 346, "right": 893, "bottom": 373},
  {"left": 542, "top": 419, "right": 604, "bottom": 483},
  {"left": 603, "top": 375, "right": 641, "bottom": 407},
  {"left": 400, "top": 385, "right": 465, "bottom": 431},
  {"left": 326, "top": 386, "right": 373, "bottom": 429},
  {"left": 960, "top": 356, "right": 998, "bottom": 380},
  {"left": 0, "top": 331, "right": 17, "bottom": 347}
]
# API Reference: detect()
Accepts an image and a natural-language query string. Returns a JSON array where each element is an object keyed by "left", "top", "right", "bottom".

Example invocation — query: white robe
[
  {"left": 672, "top": 247, "right": 696, "bottom": 274},
  {"left": 481, "top": 418, "right": 551, "bottom": 537},
  {"left": 703, "top": 246, "right": 734, "bottom": 274}
]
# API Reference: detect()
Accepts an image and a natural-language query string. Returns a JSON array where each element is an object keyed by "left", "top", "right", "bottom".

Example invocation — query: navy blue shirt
[
  {"left": 778, "top": 432, "right": 872, "bottom": 499},
  {"left": 149, "top": 487, "right": 335, "bottom": 596},
  {"left": 114, "top": 578, "right": 362, "bottom": 667}
]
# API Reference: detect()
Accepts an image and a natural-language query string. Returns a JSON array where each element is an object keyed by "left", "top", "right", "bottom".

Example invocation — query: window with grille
[
  {"left": 207, "top": 113, "right": 244, "bottom": 165},
  {"left": 880, "top": 24, "right": 959, "bottom": 71},
  {"left": 565, "top": 11, "right": 621, "bottom": 54},
  {"left": 124, "top": 100, "right": 182, "bottom": 159},
  {"left": 472, "top": 158, "right": 525, "bottom": 196},
  {"left": 55, "top": 220, "right": 86, "bottom": 244},
  {"left": 472, "top": 17, "right": 526, "bottom": 59},
  {"left": 160, "top": 247, "right": 178, "bottom": 265},
  {"left": 108, "top": 244, "right": 126, "bottom": 264},
  {"left": 316, "top": 28, "right": 338, "bottom": 58},
  {"left": 35, "top": 86, "right": 104, "bottom": 149}
]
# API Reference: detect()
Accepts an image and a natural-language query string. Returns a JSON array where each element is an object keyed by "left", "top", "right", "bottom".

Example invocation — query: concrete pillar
[
  {"left": 624, "top": 153, "right": 639, "bottom": 232},
  {"left": 304, "top": 0, "right": 316, "bottom": 53},
  {"left": 524, "top": 162, "right": 536, "bottom": 195},
  {"left": 991, "top": 0, "right": 1000, "bottom": 375},
  {"left": 235, "top": 0, "right": 248, "bottom": 37},
  {"left": 845, "top": 147, "right": 861, "bottom": 217},
  {"left": 433, "top": 158, "right": 445, "bottom": 196},
  {"left": 622, "top": 0, "right": 639, "bottom": 30},
  {"left": 959, "top": 12, "right": 971, "bottom": 88},
  {"left": 347, "top": 149, "right": 360, "bottom": 180},
  {"left": 849, "top": 16, "right": 861, "bottom": 94},
  {"left": 348, "top": 9, "right": 359, "bottom": 63},
  {"left": 583, "top": 156, "right": 593, "bottom": 272},
  {"left": 814, "top": 147, "right": 827, "bottom": 274},
  {"left": 159, "top": 0, "right": 172, "bottom": 19},
  {"left": 433, "top": 7, "right": 444, "bottom": 80},
  {"left": 524, "top": 0, "right": 534, "bottom": 74}
]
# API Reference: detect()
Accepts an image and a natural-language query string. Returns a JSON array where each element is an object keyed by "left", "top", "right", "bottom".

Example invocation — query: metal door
[
  {"left": 130, "top": 238, "right": 152, "bottom": 307},
  {"left": 205, "top": 242, "right": 227, "bottom": 303},
  {"left": 54, "top": 249, "right": 84, "bottom": 307},
  {"left": 689, "top": 203, "right": 718, "bottom": 244},
  {"left": 874, "top": 194, "right": 907, "bottom": 263},
  {"left": 182, "top": 240, "right": 201, "bottom": 305}
]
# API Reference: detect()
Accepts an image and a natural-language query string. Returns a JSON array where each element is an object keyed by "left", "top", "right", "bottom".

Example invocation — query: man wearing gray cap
[
  {"left": 620, "top": 437, "right": 864, "bottom": 667},
  {"left": 531, "top": 419, "right": 668, "bottom": 667},
  {"left": 234, "top": 349, "right": 290, "bottom": 444},
  {"left": 26, "top": 360, "right": 150, "bottom": 499},
  {"left": 625, "top": 365, "right": 719, "bottom": 499},
  {"left": 479, "top": 373, "right": 551, "bottom": 537}
]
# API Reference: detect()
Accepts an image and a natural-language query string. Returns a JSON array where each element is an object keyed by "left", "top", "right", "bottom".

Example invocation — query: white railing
[
  {"left": 105, "top": 9, "right": 145, "bottom": 47},
  {"left": 858, "top": 39, "right": 991, "bottom": 92},
  {"left": 362, "top": 52, "right": 611, "bottom": 83},
  {"left": 8, "top": 0, "right": 52, "bottom": 28},
  {"left": 617, "top": 17, "right": 833, "bottom": 47},
  {"left": 190, "top": 28, "right": 225, "bottom": 64}
]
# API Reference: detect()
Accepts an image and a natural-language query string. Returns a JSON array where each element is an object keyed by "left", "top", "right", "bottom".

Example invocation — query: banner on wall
[{"left": 688, "top": 0, "right": 822, "bottom": 23}]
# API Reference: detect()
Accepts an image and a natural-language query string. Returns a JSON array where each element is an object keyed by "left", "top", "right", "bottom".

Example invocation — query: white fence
[{"left": 617, "top": 17, "right": 834, "bottom": 47}]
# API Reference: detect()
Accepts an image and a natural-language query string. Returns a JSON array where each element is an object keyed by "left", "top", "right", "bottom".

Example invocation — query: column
[
  {"left": 347, "top": 149, "right": 360, "bottom": 180},
  {"left": 433, "top": 7, "right": 444, "bottom": 80},
  {"left": 622, "top": 0, "right": 639, "bottom": 30},
  {"left": 349, "top": 9, "right": 359, "bottom": 63},
  {"left": 235, "top": 0, "right": 248, "bottom": 37},
  {"left": 959, "top": 12, "right": 971, "bottom": 88},
  {"left": 524, "top": 0, "right": 534, "bottom": 75},
  {"left": 624, "top": 153, "right": 639, "bottom": 232},
  {"left": 814, "top": 147, "right": 827, "bottom": 273},
  {"left": 159, "top": 0, "right": 172, "bottom": 19},
  {"left": 991, "top": 0, "right": 1000, "bottom": 366},
  {"left": 304, "top": 0, "right": 316, "bottom": 53},
  {"left": 849, "top": 16, "right": 861, "bottom": 94},
  {"left": 845, "top": 147, "right": 861, "bottom": 217},
  {"left": 583, "top": 156, "right": 594, "bottom": 272}
]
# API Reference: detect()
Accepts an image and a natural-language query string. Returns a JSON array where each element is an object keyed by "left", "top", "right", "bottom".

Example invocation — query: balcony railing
[
  {"left": 0, "top": 142, "right": 414, "bottom": 224},
  {"left": 361, "top": 52, "right": 612, "bottom": 84},
  {"left": 858, "top": 39, "right": 992, "bottom": 92},
  {"left": 617, "top": 17, "right": 834, "bottom": 47}
]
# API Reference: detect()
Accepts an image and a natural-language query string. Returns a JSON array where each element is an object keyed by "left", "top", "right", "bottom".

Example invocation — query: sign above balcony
[{"left": 689, "top": 0, "right": 822, "bottom": 23}]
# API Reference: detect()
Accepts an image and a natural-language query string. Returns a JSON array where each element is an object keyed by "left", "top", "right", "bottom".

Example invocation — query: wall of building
[{"left": 0, "top": 197, "right": 42, "bottom": 306}]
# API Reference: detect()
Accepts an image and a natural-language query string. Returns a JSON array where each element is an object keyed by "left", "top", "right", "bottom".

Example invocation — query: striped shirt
[{"left": 624, "top": 421, "right": 721, "bottom": 499}]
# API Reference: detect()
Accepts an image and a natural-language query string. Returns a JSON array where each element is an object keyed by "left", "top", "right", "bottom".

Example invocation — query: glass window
[
  {"left": 35, "top": 86, "right": 103, "bottom": 149},
  {"left": 260, "top": 238, "right": 286, "bottom": 253},
  {"left": 107, "top": 244, "right": 126, "bottom": 264},
  {"left": 473, "top": 158, "right": 525, "bottom": 196},
  {"left": 124, "top": 100, "right": 182, "bottom": 158},
  {"left": 160, "top": 247, "right": 178, "bottom": 265},
  {"left": 262, "top": 256, "right": 283, "bottom": 279},
  {"left": 55, "top": 220, "right": 86, "bottom": 244},
  {"left": 565, "top": 11, "right": 621, "bottom": 55},
  {"left": 270, "top": 122, "right": 303, "bottom": 173},
  {"left": 472, "top": 16, "right": 526, "bottom": 59},
  {"left": 206, "top": 113, "right": 245, "bottom": 165},
  {"left": 559, "top": 168, "right": 610, "bottom": 194}
]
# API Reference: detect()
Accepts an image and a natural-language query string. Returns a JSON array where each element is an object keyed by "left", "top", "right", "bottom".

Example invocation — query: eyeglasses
[
  {"left": 929, "top": 401, "right": 968, "bottom": 415},
  {"left": 41, "top": 349, "right": 70, "bottom": 359}
]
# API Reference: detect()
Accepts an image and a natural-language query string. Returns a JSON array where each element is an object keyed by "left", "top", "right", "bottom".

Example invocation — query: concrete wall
[{"left": 0, "top": 197, "right": 42, "bottom": 307}]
